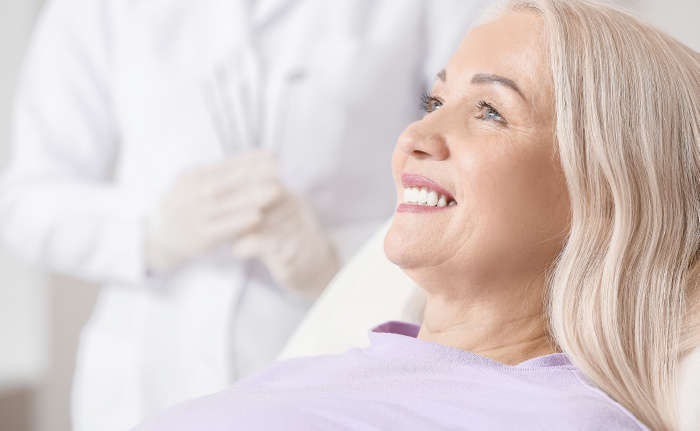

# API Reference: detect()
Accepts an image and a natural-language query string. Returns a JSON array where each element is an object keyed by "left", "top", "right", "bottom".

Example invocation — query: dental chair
[{"left": 278, "top": 219, "right": 700, "bottom": 431}]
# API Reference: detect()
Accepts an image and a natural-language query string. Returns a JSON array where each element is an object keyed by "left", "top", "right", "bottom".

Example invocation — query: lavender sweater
[{"left": 134, "top": 321, "right": 648, "bottom": 430}]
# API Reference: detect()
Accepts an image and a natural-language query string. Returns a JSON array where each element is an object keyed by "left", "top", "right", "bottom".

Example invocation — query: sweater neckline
[{"left": 369, "top": 321, "right": 574, "bottom": 371}]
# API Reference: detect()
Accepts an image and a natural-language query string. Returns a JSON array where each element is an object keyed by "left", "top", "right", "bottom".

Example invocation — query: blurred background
[{"left": 0, "top": 1, "right": 697, "bottom": 430}]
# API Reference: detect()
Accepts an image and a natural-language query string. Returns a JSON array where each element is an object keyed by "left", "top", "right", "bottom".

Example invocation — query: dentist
[{"left": 0, "top": 0, "right": 489, "bottom": 430}]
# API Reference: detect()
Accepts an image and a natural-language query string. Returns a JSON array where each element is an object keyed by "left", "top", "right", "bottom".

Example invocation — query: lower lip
[{"left": 396, "top": 203, "right": 455, "bottom": 213}]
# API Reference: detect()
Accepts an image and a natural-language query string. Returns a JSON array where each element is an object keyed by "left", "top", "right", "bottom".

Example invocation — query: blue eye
[
  {"left": 476, "top": 100, "right": 506, "bottom": 124},
  {"left": 421, "top": 92, "right": 443, "bottom": 113}
]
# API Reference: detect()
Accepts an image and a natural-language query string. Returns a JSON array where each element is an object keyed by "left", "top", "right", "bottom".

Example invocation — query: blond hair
[{"left": 488, "top": 1, "right": 700, "bottom": 429}]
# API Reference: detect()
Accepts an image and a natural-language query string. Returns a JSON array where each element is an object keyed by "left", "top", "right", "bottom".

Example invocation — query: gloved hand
[
  {"left": 231, "top": 185, "right": 340, "bottom": 300},
  {"left": 144, "top": 152, "right": 282, "bottom": 274}
]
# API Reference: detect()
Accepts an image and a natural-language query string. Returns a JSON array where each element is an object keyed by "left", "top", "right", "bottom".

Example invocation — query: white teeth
[
  {"left": 418, "top": 187, "right": 428, "bottom": 203},
  {"left": 427, "top": 190, "right": 438, "bottom": 206},
  {"left": 408, "top": 187, "right": 419, "bottom": 203},
  {"left": 402, "top": 186, "right": 454, "bottom": 208}
]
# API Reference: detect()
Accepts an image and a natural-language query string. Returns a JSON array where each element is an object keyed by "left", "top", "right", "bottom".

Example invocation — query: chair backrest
[{"left": 680, "top": 347, "right": 700, "bottom": 431}]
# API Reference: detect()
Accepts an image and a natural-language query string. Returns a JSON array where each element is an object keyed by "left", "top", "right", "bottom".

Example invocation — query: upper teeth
[{"left": 403, "top": 187, "right": 455, "bottom": 207}]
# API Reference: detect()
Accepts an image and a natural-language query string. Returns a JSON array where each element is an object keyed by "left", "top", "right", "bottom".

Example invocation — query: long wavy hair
[{"left": 484, "top": 1, "right": 700, "bottom": 429}]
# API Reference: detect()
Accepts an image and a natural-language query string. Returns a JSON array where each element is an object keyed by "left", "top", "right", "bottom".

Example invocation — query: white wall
[{"left": 637, "top": 0, "right": 700, "bottom": 51}]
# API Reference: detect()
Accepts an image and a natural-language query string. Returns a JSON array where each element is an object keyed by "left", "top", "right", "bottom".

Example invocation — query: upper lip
[{"left": 401, "top": 173, "right": 456, "bottom": 202}]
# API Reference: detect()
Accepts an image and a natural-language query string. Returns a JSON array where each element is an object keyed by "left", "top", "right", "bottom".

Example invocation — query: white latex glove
[
  {"left": 231, "top": 188, "right": 340, "bottom": 300},
  {"left": 144, "top": 152, "right": 282, "bottom": 274}
]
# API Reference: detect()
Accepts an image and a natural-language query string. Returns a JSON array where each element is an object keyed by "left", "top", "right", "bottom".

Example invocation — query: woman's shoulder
[
  {"left": 132, "top": 352, "right": 369, "bottom": 431},
  {"left": 238, "top": 347, "right": 370, "bottom": 387},
  {"left": 133, "top": 348, "right": 651, "bottom": 431},
  {"left": 131, "top": 388, "right": 311, "bottom": 431}
]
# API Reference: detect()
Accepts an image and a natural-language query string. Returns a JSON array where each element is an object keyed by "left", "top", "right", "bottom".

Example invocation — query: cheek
[{"left": 460, "top": 142, "right": 568, "bottom": 265}]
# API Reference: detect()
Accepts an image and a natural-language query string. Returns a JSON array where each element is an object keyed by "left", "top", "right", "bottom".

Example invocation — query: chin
[{"left": 383, "top": 218, "right": 426, "bottom": 269}]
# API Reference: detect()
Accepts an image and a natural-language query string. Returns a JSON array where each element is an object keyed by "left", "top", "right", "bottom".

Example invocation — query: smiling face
[{"left": 384, "top": 12, "right": 571, "bottom": 295}]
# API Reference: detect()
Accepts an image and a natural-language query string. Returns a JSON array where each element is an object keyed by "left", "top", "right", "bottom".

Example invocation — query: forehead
[{"left": 444, "top": 12, "right": 550, "bottom": 106}]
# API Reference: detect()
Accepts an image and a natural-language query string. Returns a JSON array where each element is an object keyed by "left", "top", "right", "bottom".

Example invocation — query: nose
[{"left": 396, "top": 122, "right": 450, "bottom": 161}]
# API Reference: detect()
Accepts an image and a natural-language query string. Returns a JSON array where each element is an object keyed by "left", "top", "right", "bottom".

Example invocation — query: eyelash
[
  {"left": 475, "top": 100, "right": 506, "bottom": 124},
  {"left": 420, "top": 92, "right": 442, "bottom": 113},
  {"left": 420, "top": 92, "right": 507, "bottom": 125}
]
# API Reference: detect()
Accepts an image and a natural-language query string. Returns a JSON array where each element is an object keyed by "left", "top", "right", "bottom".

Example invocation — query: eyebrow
[
  {"left": 437, "top": 69, "right": 446, "bottom": 81},
  {"left": 437, "top": 69, "right": 527, "bottom": 101}
]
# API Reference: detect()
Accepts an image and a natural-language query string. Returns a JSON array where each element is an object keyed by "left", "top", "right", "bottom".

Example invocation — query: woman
[{"left": 135, "top": 0, "right": 699, "bottom": 429}]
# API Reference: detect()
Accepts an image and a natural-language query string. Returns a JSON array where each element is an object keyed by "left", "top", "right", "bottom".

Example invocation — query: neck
[{"left": 416, "top": 276, "right": 557, "bottom": 365}]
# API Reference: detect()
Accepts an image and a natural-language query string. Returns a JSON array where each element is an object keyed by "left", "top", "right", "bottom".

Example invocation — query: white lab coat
[{"left": 0, "top": 0, "right": 487, "bottom": 429}]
